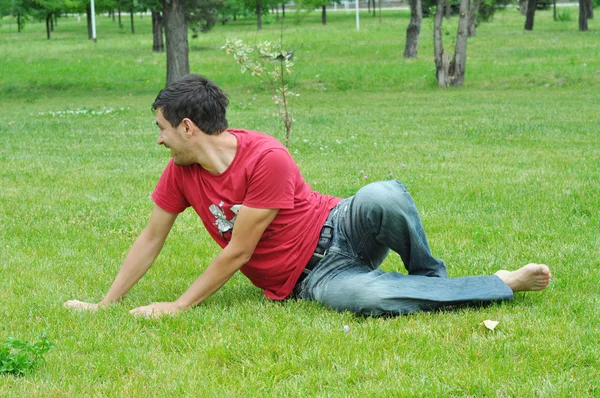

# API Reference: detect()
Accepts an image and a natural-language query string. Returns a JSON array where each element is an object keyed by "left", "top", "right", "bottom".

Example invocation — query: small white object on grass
[
  {"left": 482, "top": 320, "right": 499, "bottom": 330},
  {"left": 343, "top": 325, "right": 350, "bottom": 334}
]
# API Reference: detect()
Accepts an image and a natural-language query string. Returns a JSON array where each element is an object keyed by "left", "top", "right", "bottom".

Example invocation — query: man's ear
[{"left": 181, "top": 118, "right": 196, "bottom": 137}]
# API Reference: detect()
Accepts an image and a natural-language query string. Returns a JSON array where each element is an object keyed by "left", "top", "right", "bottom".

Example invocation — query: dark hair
[{"left": 152, "top": 74, "right": 229, "bottom": 135}]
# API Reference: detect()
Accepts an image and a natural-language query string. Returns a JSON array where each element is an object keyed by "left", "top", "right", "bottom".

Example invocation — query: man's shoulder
[{"left": 228, "top": 129, "right": 286, "bottom": 151}]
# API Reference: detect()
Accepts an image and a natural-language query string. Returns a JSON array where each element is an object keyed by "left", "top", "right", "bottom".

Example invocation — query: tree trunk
[
  {"left": 46, "top": 14, "right": 51, "bottom": 39},
  {"left": 87, "top": 5, "right": 92, "bottom": 39},
  {"left": 434, "top": 0, "right": 470, "bottom": 87},
  {"left": 579, "top": 0, "right": 589, "bottom": 30},
  {"left": 322, "top": 5, "right": 326, "bottom": 24},
  {"left": 50, "top": 14, "right": 54, "bottom": 32},
  {"left": 372, "top": 0, "right": 376, "bottom": 16},
  {"left": 524, "top": 0, "right": 536, "bottom": 30},
  {"left": 519, "top": 0, "right": 527, "bottom": 15},
  {"left": 163, "top": 0, "right": 189, "bottom": 86},
  {"left": 403, "top": 0, "right": 422, "bottom": 58},
  {"left": 434, "top": 0, "right": 449, "bottom": 86},
  {"left": 118, "top": 9, "right": 123, "bottom": 29},
  {"left": 445, "top": 1, "right": 452, "bottom": 19},
  {"left": 152, "top": 9, "right": 164, "bottom": 52},
  {"left": 451, "top": 0, "right": 470, "bottom": 86},
  {"left": 587, "top": 0, "right": 593, "bottom": 18},
  {"left": 130, "top": 9, "right": 135, "bottom": 33},
  {"left": 282, "top": 3, "right": 285, "bottom": 18},
  {"left": 256, "top": 0, "right": 262, "bottom": 30},
  {"left": 553, "top": 0, "right": 556, "bottom": 20},
  {"left": 467, "top": 0, "right": 481, "bottom": 37},
  {"left": 17, "top": 13, "right": 21, "bottom": 33}
]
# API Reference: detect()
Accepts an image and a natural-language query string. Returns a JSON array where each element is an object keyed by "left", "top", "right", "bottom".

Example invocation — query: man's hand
[
  {"left": 63, "top": 300, "right": 101, "bottom": 311},
  {"left": 129, "top": 302, "right": 181, "bottom": 318}
]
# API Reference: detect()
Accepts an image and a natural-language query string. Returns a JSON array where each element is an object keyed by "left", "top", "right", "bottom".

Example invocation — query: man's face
[{"left": 155, "top": 109, "right": 192, "bottom": 166}]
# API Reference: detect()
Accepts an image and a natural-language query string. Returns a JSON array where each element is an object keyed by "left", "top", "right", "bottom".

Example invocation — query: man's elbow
[
  {"left": 139, "top": 227, "right": 169, "bottom": 250},
  {"left": 239, "top": 249, "right": 254, "bottom": 265},
  {"left": 226, "top": 245, "right": 255, "bottom": 267}
]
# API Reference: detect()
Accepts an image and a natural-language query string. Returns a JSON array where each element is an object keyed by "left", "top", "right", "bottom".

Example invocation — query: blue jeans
[{"left": 295, "top": 180, "right": 513, "bottom": 316}]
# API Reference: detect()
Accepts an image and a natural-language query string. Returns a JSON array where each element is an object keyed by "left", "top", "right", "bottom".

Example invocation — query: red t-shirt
[{"left": 152, "top": 129, "right": 341, "bottom": 300}]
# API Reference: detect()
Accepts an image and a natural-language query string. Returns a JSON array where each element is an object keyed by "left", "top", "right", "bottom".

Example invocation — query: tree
[
  {"left": 579, "top": 0, "right": 588, "bottom": 30},
  {"left": 229, "top": 0, "right": 281, "bottom": 30},
  {"left": 187, "top": 0, "right": 222, "bottom": 36},
  {"left": 109, "top": 0, "right": 138, "bottom": 33},
  {"left": 223, "top": 37, "right": 299, "bottom": 147},
  {"left": 136, "top": 0, "right": 164, "bottom": 49},
  {"left": 151, "top": 7, "right": 164, "bottom": 51},
  {"left": 434, "top": 0, "right": 470, "bottom": 87},
  {"left": 130, "top": 8, "right": 135, "bottom": 34},
  {"left": 124, "top": 0, "right": 139, "bottom": 34},
  {"left": 162, "top": 0, "right": 225, "bottom": 85},
  {"left": 219, "top": 0, "right": 245, "bottom": 22},
  {"left": 0, "top": 0, "right": 31, "bottom": 32},
  {"left": 467, "top": 0, "right": 481, "bottom": 36},
  {"left": 163, "top": 0, "right": 189, "bottom": 85},
  {"left": 467, "top": 0, "right": 510, "bottom": 37},
  {"left": 524, "top": 0, "right": 535, "bottom": 30},
  {"left": 29, "top": 0, "right": 64, "bottom": 39},
  {"left": 403, "top": 0, "right": 422, "bottom": 58},
  {"left": 256, "top": 0, "right": 261, "bottom": 29},
  {"left": 115, "top": 0, "right": 123, "bottom": 28},
  {"left": 295, "top": 0, "right": 339, "bottom": 25},
  {"left": 315, "top": 0, "right": 330, "bottom": 25}
]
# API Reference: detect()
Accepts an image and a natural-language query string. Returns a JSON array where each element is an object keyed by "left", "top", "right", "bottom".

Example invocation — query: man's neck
[{"left": 196, "top": 131, "right": 238, "bottom": 175}]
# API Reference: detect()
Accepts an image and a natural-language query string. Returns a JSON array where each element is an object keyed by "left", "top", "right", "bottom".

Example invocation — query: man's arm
[
  {"left": 128, "top": 205, "right": 278, "bottom": 318},
  {"left": 64, "top": 205, "right": 178, "bottom": 310}
]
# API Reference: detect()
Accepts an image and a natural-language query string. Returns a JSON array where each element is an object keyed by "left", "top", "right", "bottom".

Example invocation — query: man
[{"left": 65, "top": 74, "right": 551, "bottom": 318}]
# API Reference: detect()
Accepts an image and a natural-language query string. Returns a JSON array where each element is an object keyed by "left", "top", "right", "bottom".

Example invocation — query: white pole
[
  {"left": 90, "top": 0, "right": 97, "bottom": 42},
  {"left": 355, "top": 0, "right": 360, "bottom": 30}
]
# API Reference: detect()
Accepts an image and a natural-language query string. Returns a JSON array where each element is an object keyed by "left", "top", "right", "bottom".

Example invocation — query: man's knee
[{"left": 355, "top": 180, "right": 413, "bottom": 213}]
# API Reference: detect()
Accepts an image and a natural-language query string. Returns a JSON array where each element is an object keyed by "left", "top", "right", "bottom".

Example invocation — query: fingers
[
  {"left": 130, "top": 304, "right": 166, "bottom": 319},
  {"left": 64, "top": 300, "right": 178, "bottom": 318},
  {"left": 129, "top": 305, "right": 156, "bottom": 318},
  {"left": 129, "top": 303, "right": 179, "bottom": 319},
  {"left": 63, "top": 300, "right": 99, "bottom": 311}
]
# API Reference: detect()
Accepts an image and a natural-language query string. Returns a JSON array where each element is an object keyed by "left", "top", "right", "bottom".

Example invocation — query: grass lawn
[{"left": 1, "top": 6, "right": 599, "bottom": 396}]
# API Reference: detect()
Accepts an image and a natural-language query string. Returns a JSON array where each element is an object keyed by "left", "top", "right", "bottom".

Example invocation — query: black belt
[{"left": 296, "top": 215, "right": 335, "bottom": 287}]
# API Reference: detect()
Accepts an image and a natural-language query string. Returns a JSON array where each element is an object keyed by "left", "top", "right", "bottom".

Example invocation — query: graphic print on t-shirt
[{"left": 209, "top": 202, "right": 242, "bottom": 241}]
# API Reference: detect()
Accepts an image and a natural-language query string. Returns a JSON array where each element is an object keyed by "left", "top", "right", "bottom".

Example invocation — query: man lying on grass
[{"left": 64, "top": 74, "right": 551, "bottom": 318}]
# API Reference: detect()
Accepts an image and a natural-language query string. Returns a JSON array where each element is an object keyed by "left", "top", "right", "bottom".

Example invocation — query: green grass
[{"left": 1, "top": 7, "right": 599, "bottom": 396}]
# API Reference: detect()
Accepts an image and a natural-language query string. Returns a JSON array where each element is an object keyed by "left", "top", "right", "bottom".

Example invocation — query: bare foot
[{"left": 495, "top": 263, "right": 552, "bottom": 292}]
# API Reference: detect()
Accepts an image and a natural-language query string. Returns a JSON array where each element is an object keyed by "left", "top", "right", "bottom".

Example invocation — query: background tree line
[{"left": 1, "top": 0, "right": 597, "bottom": 86}]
